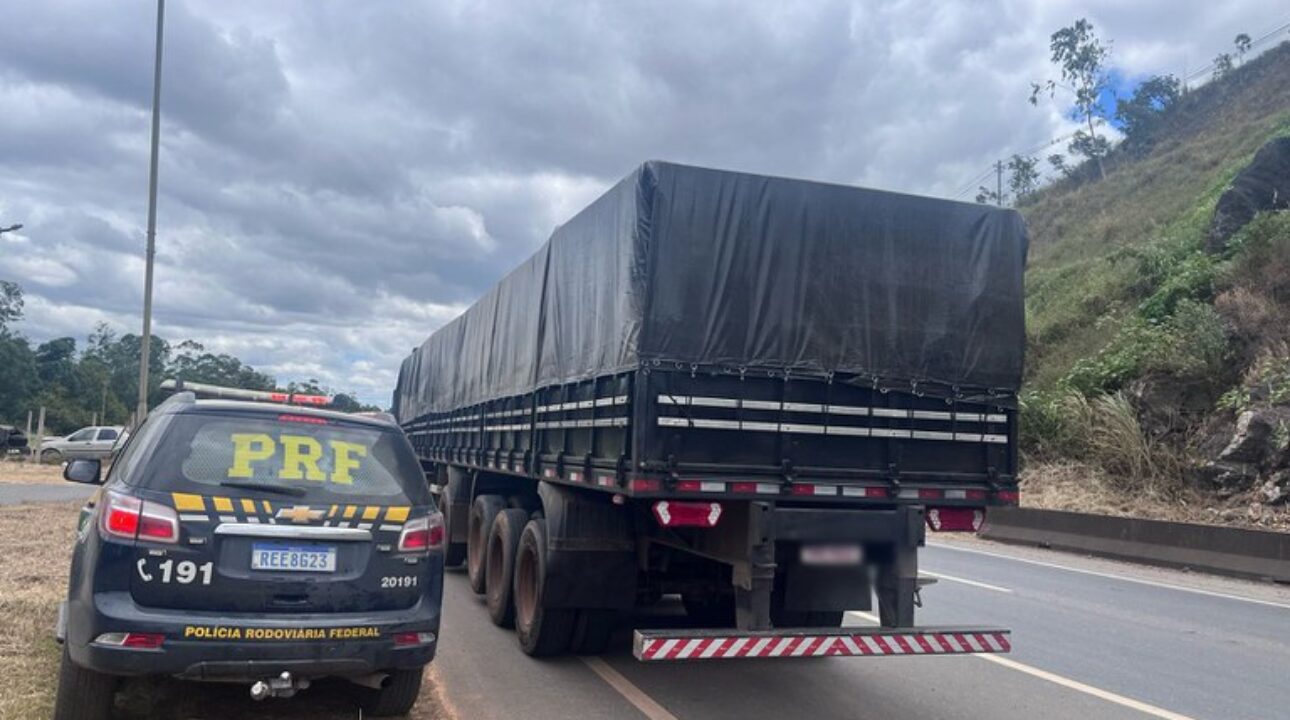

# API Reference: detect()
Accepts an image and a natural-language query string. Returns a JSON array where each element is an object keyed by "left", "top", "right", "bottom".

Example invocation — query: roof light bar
[{"left": 161, "top": 379, "right": 332, "bottom": 407}]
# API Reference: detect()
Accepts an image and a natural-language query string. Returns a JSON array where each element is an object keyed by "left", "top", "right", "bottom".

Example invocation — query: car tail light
[
  {"left": 398, "top": 513, "right": 443, "bottom": 553},
  {"left": 652, "top": 501, "right": 722, "bottom": 528},
  {"left": 393, "top": 631, "right": 437, "bottom": 647},
  {"left": 927, "top": 507, "right": 985, "bottom": 532},
  {"left": 100, "top": 492, "right": 178, "bottom": 544},
  {"left": 94, "top": 632, "right": 165, "bottom": 649}
]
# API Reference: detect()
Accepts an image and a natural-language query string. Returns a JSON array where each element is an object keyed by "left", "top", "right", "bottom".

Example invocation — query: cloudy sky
[{"left": 0, "top": 1, "right": 1283, "bottom": 406}]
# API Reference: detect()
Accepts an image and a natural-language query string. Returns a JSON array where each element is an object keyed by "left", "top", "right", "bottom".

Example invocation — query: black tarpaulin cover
[{"left": 394, "top": 161, "right": 1027, "bottom": 422}]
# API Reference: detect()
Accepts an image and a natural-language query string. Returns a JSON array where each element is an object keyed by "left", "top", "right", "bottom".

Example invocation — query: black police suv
[{"left": 54, "top": 388, "right": 444, "bottom": 719}]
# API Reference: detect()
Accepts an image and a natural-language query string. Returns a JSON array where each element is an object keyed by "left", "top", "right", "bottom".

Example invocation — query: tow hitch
[{"left": 249, "top": 671, "right": 310, "bottom": 700}]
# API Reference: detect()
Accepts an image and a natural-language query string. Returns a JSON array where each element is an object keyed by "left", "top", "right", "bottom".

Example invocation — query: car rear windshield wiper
[{"left": 218, "top": 480, "right": 307, "bottom": 497}]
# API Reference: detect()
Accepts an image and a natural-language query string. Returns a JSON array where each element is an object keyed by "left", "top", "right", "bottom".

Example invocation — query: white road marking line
[
  {"left": 581, "top": 656, "right": 680, "bottom": 720},
  {"left": 977, "top": 655, "right": 1197, "bottom": 720},
  {"left": 929, "top": 542, "right": 1290, "bottom": 610},
  {"left": 922, "top": 570, "right": 1013, "bottom": 593},
  {"left": 846, "top": 612, "right": 1196, "bottom": 720}
]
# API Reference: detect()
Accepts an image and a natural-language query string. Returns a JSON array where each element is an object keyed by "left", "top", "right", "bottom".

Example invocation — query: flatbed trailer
[{"left": 395, "top": 161, "right": 1025, "bottom": 658}]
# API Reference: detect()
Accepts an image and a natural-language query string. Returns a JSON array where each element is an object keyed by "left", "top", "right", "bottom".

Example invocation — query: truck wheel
[
  {"left": 439, "top": 471, "right": 467, "bottom": 567},
  {"left": 514, "top": 518, "right": 575, "bottom": 656},
  {"left": 467, "top": 495, "right": 506, "bottom": 594},
  {"left": 356, "top": 667, "right": 424, "bottom": 717},
  {"left": 485, "top": 509, "right": 529, "bottom": 628},
  {"left": 681, "top": 593, "right": 736, "bottom": 627},
  {"left": 569, "top": 609, "right": 615, "bottom": 655},
  {"left": 53, "top": 645, "right": 117, "bottom": 720}
]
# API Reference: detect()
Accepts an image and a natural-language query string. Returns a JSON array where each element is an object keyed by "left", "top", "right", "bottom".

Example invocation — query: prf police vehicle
[{"left": 54, "top": 381, "right": 444, "bottom": 719}]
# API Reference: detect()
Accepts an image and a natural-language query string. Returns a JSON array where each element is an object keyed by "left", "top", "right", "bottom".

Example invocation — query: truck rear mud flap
[{"left": 633, "top": 626, "right": 1011, "bottom": 661}]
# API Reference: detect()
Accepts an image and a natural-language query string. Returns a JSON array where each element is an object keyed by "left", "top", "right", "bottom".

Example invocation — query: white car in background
[{"left": 39, "top": 426, "right": 126, "bottom": 462}]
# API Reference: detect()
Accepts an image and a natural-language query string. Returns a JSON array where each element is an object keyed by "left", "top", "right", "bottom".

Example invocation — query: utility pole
[
  {"left": 137, "top": 0, "right": 165, "bottom": 426},
  {"left": 995, "top": 160, "right": 1004, "bottom": 207}
]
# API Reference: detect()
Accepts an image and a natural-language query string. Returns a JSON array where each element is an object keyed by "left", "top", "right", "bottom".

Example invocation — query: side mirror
[{"left": 64, "top": 459, "right": 102, "bottom": 485}]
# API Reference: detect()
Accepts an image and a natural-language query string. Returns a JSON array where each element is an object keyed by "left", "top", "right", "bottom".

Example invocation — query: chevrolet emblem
[{"left": 276, "top": 506, "right": 324, "bottom": 524}]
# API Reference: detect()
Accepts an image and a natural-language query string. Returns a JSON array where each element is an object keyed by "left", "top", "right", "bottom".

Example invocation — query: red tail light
[
  {"left": 927, "top": 507, "right": 985, "bottom": 532},
  {"left": 94, "top": 632, "right": 165, "bottom": 649},
  {"left": 652, "top": 501, "right": 722, "bottom": 528},
  {"left": 100, "top": 492, "right": 178, "bottom": 544},
  {"left": 393, "top": 631, "right": 437, "bottom": 647},
  {"left": 996, "top": 489, "right": 1020, "bottom": 504},
  {"left": 398, "top": 513, "right": 443, "bottom": 553}
]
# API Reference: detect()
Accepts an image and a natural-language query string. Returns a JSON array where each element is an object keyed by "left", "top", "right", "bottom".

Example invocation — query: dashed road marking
[
  {"left": 930, "top": 542, "right": 1290, "bottom": 610},
  {"left": 581, "top": 656, "right": 680, "bottom": 720},
  {"left": 846, "top": 612, "right": 1196, "bottom": 720}
]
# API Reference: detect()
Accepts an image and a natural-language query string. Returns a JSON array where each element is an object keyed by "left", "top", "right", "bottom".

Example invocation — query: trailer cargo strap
[{"left": 633, "top": 626, "right": 1010, "bottom": 661}]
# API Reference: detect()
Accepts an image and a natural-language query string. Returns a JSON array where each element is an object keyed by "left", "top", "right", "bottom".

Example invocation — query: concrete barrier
[{"left": 981, "top": 507, "right": 1290, "bottom": 583}]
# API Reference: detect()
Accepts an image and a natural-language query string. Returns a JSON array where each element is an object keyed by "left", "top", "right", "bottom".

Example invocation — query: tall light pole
[{"left": 137, "top": 0, "right": 165, "bottom": 425}]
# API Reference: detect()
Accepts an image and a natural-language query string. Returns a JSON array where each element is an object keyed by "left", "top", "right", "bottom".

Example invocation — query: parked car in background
[
  {"left": 1, "top": 425, "right": 28, "bottom": 456},
  {"left": 40, "top": 426, "right": 126, "bottom": 462}
]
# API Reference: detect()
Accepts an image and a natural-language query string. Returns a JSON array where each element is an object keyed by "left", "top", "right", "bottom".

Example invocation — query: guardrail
[{"left": 981, "top": 507, "right": 1290, "bottom": 583}]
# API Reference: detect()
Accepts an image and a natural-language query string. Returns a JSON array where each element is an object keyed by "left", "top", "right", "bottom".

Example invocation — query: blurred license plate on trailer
[
  {"left": 251, "top": 543, "right": 336, "bottom": 572},
  {"left": 800, "top": 544, "right": 862, "bottom": 566}
]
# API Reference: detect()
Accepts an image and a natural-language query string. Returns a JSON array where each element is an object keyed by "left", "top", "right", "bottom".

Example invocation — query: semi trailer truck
[{"left": 393, "top": 161, "right": 1025, "bottom": 660}]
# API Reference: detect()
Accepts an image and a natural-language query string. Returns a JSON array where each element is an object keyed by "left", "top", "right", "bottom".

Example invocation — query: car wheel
[
  {"left": 53, "top": 644, "right": 117, "bottom": 720},
  {"left": 466, "top": 495, "right": 505, "bottom": 594},
  {"left": 513, "top": 517, "right": 575, "bottom": 656},
  {"left": 41, "top": 448, "right": 63, "bottom": 464},
  {"left": 356, "top": 667, "right": 424, "bottom": 717},
  {"left": 485, "top": 509, "right": 529, "bottom": 628}
]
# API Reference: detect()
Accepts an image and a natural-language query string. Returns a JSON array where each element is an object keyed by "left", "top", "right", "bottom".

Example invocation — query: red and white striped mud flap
[{"left": 633, "top": 626, "right": 1011, "bottom": 661}]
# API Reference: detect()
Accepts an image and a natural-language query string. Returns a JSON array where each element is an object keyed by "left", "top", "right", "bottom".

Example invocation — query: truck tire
[
  {"left": 439, "top": 470, "right": 467, "bottom": 568},
  {"left": 569, "top": 609, "right": 615, "bottom": 655},
  {"left": 53, "top": 645, "right": 116, "bottom": 720},
  {"left": 485, "top": 509, "right": 529, "bottom": 628},
  {"left": 356, "top": 667, "right": 424, "bottom": 717},
  {"left": 467, "top": 495, "right": 506, "bottom": 594},
  {"left": 514, "top": 518, "right": 575, "bottom": 656}
]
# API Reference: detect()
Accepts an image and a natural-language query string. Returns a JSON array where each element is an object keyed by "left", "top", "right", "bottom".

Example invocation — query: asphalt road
[
  {"left": 0, "top": 483, "right": 95, "bottom": 505},
  {"left": 432, "top": 538, "right": 1290, "bottom": 720}
]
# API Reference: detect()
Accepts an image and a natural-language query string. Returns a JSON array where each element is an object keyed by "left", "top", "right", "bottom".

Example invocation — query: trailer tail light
[
  {"left": 399, "top": 513, "right": 443, "bottom": 553},
  {"left": 731, "top": 482, "right": 780, "bottom": 495},
  {"left": 918, "top": 488, "right": 944, "bottom": 500},
  {"left": 927, "top": 507, "right": 984, "bottom": 532},
  {"left": 100, "top": 492, "right": 178, "bottom": 544},
  {"left": 676, "top": 480, "right": 724, "bottom": 493},
  {"left": 94, "top": 632, "right": 165, "bottom": 649},
  {"left": 996, "top": 489, "right": 1020, "bottom": 505},
  {"left": 629, "top": 478, "right": 661, "bottom": 492},
  {"left": 652, "top": 501, "right": 722, "bottom": 528}
]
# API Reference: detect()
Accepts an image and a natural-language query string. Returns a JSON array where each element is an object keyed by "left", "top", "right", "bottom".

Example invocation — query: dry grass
[
  {"left": 1021, "top": 461, "right": 1290, "bottom": 532},
  {"left": 0, "top": 502, "right": 452, "bottom": 720},
  {"left": 0, "top": 462, "right": 66, "bottom": 486}
]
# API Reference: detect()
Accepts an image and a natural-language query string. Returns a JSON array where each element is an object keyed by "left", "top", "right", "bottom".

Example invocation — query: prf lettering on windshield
[{"left": 228, "top": 433, "right": 368, "bottom": 484}]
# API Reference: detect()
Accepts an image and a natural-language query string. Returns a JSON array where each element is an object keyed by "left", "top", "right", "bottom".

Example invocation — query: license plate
[
  {"left": 800, "top": 544, "right": 862, "bottom": 566},
  {"left": 251, "top": 543, "right": 337, "bottom": 573}
]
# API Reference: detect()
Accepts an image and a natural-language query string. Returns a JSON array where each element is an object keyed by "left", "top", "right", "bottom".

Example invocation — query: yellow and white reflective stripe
[
  {"left": 172, "top": 493, "right": 206, "bottom": 512},
  {"left": 362, "top": 506, "right": 380, "bottom": 521},
  {"left": 168, "top": 494, "right": 410, "bottom": 532},
  {"left": 240, "top": 498, "right": 256, "bottom": 514},
  {"left": 385, "top": 506, "right": 410, "bottom": 523},
  {"left": 212, "top": 496, "right": 234, "bottom": 513}
]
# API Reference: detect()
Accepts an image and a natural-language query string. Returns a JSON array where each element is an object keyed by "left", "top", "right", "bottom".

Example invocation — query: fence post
[{"left": 31, "top": 407, "right": 45, "bottom": 463}]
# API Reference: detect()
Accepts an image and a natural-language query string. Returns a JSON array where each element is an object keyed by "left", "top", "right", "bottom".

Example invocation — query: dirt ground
[
  {"left": 0, "top": 462, "right": 66, "bottom": 485},
  {"left": 0, "top": 502, "right": 452, "bottom": 720}
]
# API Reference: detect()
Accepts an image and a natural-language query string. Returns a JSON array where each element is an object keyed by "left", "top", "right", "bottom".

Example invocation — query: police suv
[{"left": 54, "top": 381, "right": 444, "bottom": 719}]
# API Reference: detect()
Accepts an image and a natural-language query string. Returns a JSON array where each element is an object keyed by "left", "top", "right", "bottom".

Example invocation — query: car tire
[
  {"left": 356, "top": 667, "right": 424, "bottom": 717},
  {"left": 569, "top": 609, "right": 615, "bottom": 655},
  {"left": 485, "top": 509, "right": 529, "bottom": 628},
  {"left": 439, "top": 474, "right": 467, "bottom": 568},
  {"left": 467, "top": 495, "right": 506, "bottom": 594},
  {"left": 513, "top": 518, "right": 575, "bottom": 656},
  {"left": 53, "top": 644, "right": 117, "bottom": 720},
  {"left": 41, "top": 448, "right": 63, "bottom": 464}
]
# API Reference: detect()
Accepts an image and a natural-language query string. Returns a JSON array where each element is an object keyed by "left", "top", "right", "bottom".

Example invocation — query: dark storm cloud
[{"left": 0, "top": 0, "right": 1278, "bottom": 404}]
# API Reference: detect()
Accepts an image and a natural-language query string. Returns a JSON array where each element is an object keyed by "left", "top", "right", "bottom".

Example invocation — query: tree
[
  {"left": 975, "top": 186, "right": 1002, "bottom": 205},
  {"left": 1115, "top": 74, "right": 1181, "bottom": 153},
  {"left": 1007, "top": 154, "right": 1041, "bottom": 200},
  {"left": 1234, "top": 33, "right": 1251, "bottom": 65},
  {"left": 1031, "top": 19, "right": 1112, "bottom": 179},
  {"left": 1212, "top": 52, "right": 1233, "bottom": 81},
  {"left": 1048, "top": 154, "right": 1074, "bottom": 178},
  {"left": 0, "top": 280, "right": 22, "bottom": 333}
]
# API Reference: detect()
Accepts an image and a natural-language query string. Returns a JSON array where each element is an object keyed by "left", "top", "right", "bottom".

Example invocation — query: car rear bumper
[{"left": 65, "top": 591, "right": 440, "bottom": 679}]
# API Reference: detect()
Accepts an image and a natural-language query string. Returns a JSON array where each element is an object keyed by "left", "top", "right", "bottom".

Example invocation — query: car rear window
[{"left": 137, "top": 411, "right": 430, "bottom": 504}]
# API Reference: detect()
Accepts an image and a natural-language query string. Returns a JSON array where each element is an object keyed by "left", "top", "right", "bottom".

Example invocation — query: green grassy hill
[{"left": 1013, "top": 42, "right": 1290, "bottom": 527}]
